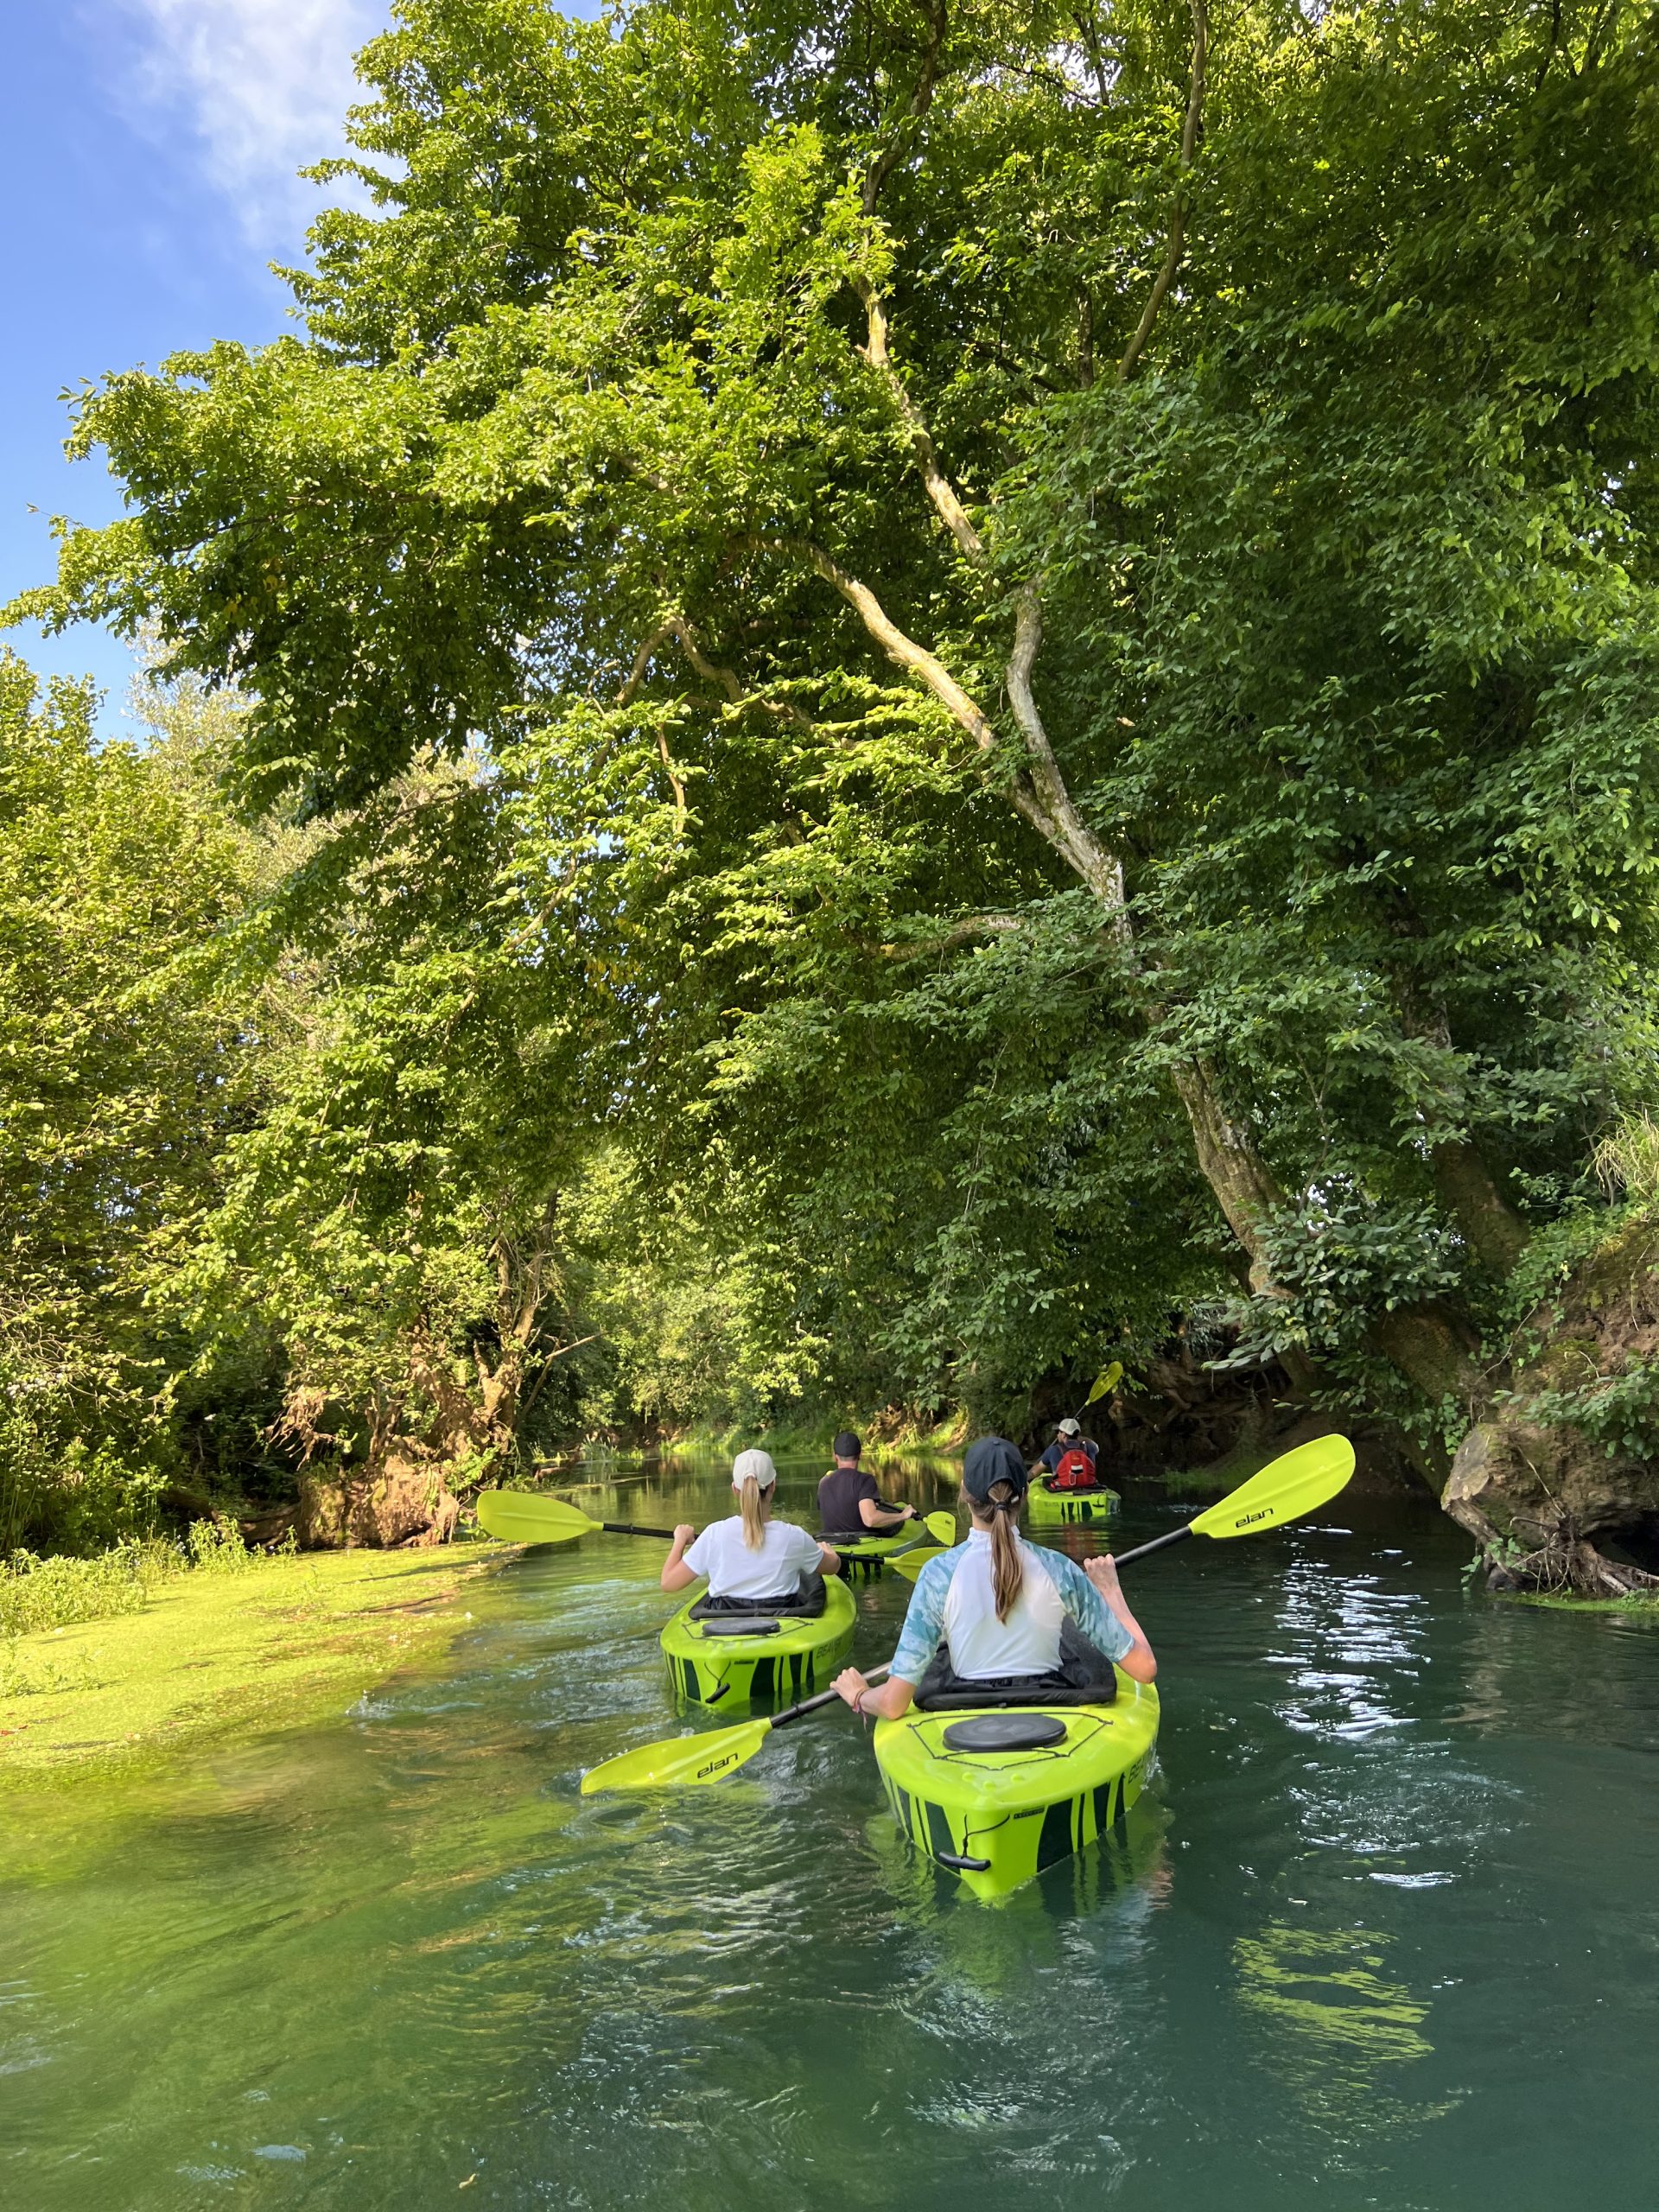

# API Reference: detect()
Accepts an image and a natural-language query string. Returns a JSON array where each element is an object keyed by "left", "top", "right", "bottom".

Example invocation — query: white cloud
[{"left": 109, "top": 0, "right": 390, "bottom": 238}]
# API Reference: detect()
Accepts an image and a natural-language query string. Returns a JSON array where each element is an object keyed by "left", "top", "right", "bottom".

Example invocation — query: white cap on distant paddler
[
  {"left": 732, "top": 1447, "right": 778, "bottom": 1490},
  {"left": 1058, "top": 1417, "right": 1081, "bottom": 1437}
]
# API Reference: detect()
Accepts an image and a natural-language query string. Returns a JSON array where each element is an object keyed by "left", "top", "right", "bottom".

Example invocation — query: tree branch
[
  {"left": 615, "top": 624, "right": 688, "bottom": 811},
  {"left": 1116, "top": 0, "right": 1207, "bottom": 384},
  {"left": 875, "top": 912, "right": 1024, "bottom": 959},
  {"left": 861, "top": 0, "right": 948, "bottom": 219}
]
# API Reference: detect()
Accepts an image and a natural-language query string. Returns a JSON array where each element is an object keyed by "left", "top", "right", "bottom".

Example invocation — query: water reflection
[
  {"left": 1233, "top": 1923, "right": 1453, "bottom": 2140},
  {"left": 1267, "top": 1561, "right": 1426, "bottom": 1739}
]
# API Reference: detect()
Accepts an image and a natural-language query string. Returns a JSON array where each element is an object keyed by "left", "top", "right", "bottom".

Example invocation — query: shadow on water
[{"left": 3, "top": 1460, "right": 1659, "bottom": 2209}]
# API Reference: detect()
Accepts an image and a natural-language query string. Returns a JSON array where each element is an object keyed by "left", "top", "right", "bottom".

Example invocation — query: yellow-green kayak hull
[
  {"left": 873, "top": 1673, "right": 1160, "bottom": 1900},
  {"left": 1025, "top": 1478, "right": 1121, "bottom": 1527},
  {"left": 660, "top": 1576, "right": 857, "bottom": 1710}
]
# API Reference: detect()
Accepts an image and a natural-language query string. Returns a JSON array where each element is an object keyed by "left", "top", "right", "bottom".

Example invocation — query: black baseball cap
[
  {"left": 963, "top": 1435, "right": 1028, "bottom": 1504},
  {"left": 832, "top": 1430, "right": 861, "bottom": 1460}
]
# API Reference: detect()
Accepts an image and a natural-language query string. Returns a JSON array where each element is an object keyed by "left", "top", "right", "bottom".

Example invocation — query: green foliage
[
  {"left": 0, "top": 656, "right": 281, "bottom": 1545},
  {"left": 184, "top": 1516, "right": 259, "bottom": 1574},
  {"left": 10, "top": 0, "right": 1659, "bottom": 1484},
  {"left": 0, "top": 1540, "right": 178, "bottom": 1637}
]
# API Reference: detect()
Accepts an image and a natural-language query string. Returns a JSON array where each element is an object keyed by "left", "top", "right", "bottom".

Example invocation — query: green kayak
[
  {"left": 1025, "top": 1475, "right": 1121, "bottom": 1527},
  {"left": 661, "top": 1575, "right": 856, "bottom": 1709},
  {"left": 830, "top": 1529, "right": 928, "bottom": 1580},
  {"left": 873, "top": 1671, "right": 1160, "bottom": 1900}
]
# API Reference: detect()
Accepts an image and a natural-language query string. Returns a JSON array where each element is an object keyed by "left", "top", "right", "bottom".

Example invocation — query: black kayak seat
[
  {"left": 697, "top": 1617, "right": 782, "bottom": 1638},
  {"left": 913, "top": 1620, "right": 1118, "bottom": 1711},
  {"left": 941, "top": 1713, "right": 1069, "bottom": 1753},
  {"left": 688, "top": 1570, "right": 828, "bottom": 1623}
]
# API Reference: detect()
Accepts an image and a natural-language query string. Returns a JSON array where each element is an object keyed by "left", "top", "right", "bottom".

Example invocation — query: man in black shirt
[{"left": 817, "top": 1431, "right": 916, "bottom": 1538}]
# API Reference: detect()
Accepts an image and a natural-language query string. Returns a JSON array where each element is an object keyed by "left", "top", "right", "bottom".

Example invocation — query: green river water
[{"left": 4, "top": 1459, "right": 1658, "bottom": 2210}]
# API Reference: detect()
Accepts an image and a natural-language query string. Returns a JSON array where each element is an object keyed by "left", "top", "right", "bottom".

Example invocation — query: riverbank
[
  {"left": 668, "top": 1414, "right": 969, "bottom": 1461},
  {"left": 0, "top": 1541, "right": 499, "bottom": 1778}
]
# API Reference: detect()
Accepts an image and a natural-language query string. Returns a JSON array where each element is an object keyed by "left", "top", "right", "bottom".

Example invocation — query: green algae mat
[{"left": 0, "top": 1543, "right": 497, "bottom": 1776}]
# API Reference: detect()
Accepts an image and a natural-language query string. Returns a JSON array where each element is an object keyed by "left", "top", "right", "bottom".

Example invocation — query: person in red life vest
[
  {"left": 817, "top": 1430, "right": 916, "bottom": 1540},
  {"left": 1036, "top": 1417, "right": 1101, "bottom": 1491}
]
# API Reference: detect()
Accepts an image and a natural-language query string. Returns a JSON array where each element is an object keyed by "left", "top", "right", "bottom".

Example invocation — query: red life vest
[{"left": 1050, "top": 1446, "right": 1097, "bottom": 1491}]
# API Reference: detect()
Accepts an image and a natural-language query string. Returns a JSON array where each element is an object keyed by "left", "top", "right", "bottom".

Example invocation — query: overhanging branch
[{"left": 1116, "top": 0, "right": 1208, "bottom": 384}]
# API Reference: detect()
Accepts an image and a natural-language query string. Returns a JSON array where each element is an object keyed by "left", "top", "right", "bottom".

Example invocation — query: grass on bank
[
  {"left": 1513, "top": 1590, "right": 1659, "bottom": 1615},
  {"left": 0, "top": 1536, "right": 497, "bottom": 1777}
]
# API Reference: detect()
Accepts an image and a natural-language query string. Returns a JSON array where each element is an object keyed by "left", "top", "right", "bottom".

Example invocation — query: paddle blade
[
  {"left": 1190, "top": 1436, "right": 1357, "bottom": 1541},
  {"left": 923, "top": 1509, "right": 957, "bottom": 1547},
  {"left": 581, "top": 1718, "right": 773, "bottom": 1794},
  {"left": 476, "top": 1490, "right": 598, "bottom": 1546},
  {"left": 1085, "top": 1361, "right": 1123, "bottom": 1407},
  {"left": 888, "top": 1546, "right": 947, "bottom": 1582}
]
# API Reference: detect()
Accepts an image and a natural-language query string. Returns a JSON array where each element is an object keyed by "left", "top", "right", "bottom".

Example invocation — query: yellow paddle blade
[
  {"left": 923, "top": 1509, "right": 957, "bottom": 1546},
  {"left": 888, "top": 1545, "right": 948, "bottom": 1582},
  {"left": 1085, "top": 1361, "right": 1123, "bottom": 1406},
  {"left": 475, "top": 1490, "right": 598, "bottom": 1546},
  {"left": 1189, "top": 1435, "right": 1357, "bottom": 1541},
  {"left": 581, "top": 1718, "right": 773, "bottom": 1794}
]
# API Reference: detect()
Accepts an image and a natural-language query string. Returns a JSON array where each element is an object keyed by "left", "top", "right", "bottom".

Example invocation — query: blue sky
[{"left": 3, "top": 1, "right": 391, "bottom": 731}]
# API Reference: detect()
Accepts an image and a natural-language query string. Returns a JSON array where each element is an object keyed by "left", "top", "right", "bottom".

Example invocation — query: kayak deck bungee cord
[
  {"left": 660, "top": 1574, "right": 857, "bottom": 1708},
  {"left": 872, "top": 1672, "right": 1160, "bottom": 1900},
  {"left": 1024, "top": 1477, "right": 1122, "bottom": 1527}
]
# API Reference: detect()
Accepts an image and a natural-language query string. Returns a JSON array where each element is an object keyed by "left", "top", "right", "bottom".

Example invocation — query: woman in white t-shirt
[{"left": 661, "top": 1448, "right": 841, "bottom": 1604}]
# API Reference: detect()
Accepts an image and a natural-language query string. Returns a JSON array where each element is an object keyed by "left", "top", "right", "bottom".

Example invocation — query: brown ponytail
[
  {"left": 738, "top": 1477, "right": 767, "bottom": 1551},
  {"left": 962, "top": 1478, "right": 1025, "bottom": 1621}
]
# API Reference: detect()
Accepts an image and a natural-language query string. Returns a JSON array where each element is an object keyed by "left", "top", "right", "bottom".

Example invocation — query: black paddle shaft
[
  {"left": 1109, "top": 1523, "right": 1194, "bottom": 1569},
  {"left": 772, "top": 1662, "right": 892, "bottom": 1732},
  {"left": 601, "top": 1521, "right": 680, "bottom": 1540}
]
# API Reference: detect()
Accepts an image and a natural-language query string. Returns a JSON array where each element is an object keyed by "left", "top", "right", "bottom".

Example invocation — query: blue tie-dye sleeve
[
  {"left": 888, "top": 1549, "right": 961, "bottom": 1685},
  {"left": 1044, "top": 1551, "right": 1135, "bottom": 1662}
]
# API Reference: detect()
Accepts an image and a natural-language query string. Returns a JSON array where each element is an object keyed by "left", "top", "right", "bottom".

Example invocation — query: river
[{"left": 4, "top": 1459, "right": 1657, "bottom": 2209}]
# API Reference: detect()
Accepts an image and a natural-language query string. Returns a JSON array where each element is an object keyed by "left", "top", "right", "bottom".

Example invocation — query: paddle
[
  {"left": 581, "top": 1433, "right": 1357, "bottom": 1795},
  {"left": 476, "top": 1491, "right": 678, "bottom": 1546},
  {"left": 1071, "top": 1360, "right": 1122, "bottom": 1423},
  {"left": 479, "top": 1491, "right": 955, "bottom": 1553},
  {"left": 885, "top": 1434, "right": 1353, "bottom": 1580},
  {"left": 582, "top": 1667, "right": 893, "bottom": 1793},
  {"left": 887, "top": 1545, "right": 948, "bottom": 1582},
  {"left": 1106, "top": 1433, "right": 1356, "bottom": 1566},
  {"left": 887, "top": 1509, "right": 956, "bottom": 1553}
]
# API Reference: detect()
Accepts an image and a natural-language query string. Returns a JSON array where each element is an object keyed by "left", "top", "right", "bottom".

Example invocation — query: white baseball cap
[
  {"left": 1058, "top": 1418, "right": 1081, "bottom": 1437},
  {"left": 732, "top": 1448, "right": 778, "bottom": 1491}
]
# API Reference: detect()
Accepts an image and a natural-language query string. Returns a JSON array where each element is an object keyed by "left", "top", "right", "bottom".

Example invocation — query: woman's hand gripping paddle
[
  {"left": 581, "top": 1667, "right": 893, "bottom": 1794},
  {"left": 475, "top": 1491, "right": 679, "bottom": 1547}
]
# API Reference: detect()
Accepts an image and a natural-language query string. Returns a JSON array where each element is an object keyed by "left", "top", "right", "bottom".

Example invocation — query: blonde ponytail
[
  {"left": 963, "top": 1478, "right": 1026, "bottom": 1621},
  {"left": 738, "top": 1476, "right": 767, "bottom": 1550}
]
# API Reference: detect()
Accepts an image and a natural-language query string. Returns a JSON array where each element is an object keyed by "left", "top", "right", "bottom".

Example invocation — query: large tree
[{"left": 16, "top": 0, "right": 1659, "bottom": 1582}]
